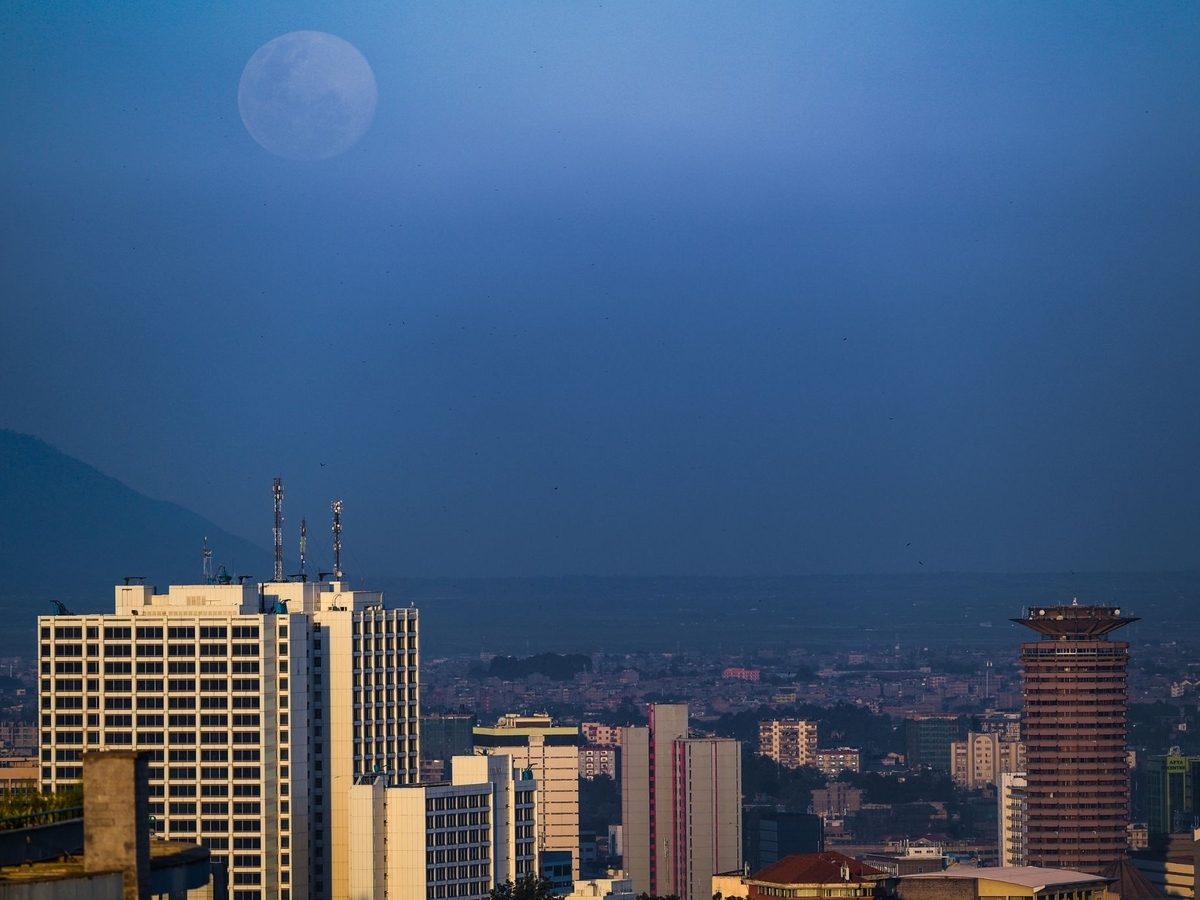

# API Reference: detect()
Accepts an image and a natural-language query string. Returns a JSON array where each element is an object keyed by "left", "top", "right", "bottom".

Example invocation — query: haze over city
[{"left": 4, "top": 3, "right": 1200, "bottom": 580}]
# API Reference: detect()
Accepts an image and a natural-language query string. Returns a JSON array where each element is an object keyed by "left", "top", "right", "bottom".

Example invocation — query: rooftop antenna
[
  {"left": 332, "top": 500, "right": 343, "bottom": 580},
  {"left": 203, "top": 537, "right": 213, "bottom": 584},
  {"left": 273, "top": 477, "right": 284, "bottom": 582},
  {"left": 298, "top": 518, "right": 308, "bottom": 582}
]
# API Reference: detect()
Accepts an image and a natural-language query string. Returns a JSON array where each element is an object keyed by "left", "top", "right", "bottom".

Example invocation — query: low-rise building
[
  {"left": 896, "top": 866, "right": 1109, "bottom": 900},
  {"left": 745, "top": 852, "right": 888, "bottom": 900}
]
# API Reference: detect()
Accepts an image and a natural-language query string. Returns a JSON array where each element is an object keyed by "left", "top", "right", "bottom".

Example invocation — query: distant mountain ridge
[{"left": 0, "top": 430, "right": 271, "bottom": 613}]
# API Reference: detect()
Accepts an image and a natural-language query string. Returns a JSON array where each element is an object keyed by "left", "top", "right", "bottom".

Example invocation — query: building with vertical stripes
[{"left": 621, "top": 703, "right": 741, "bottom": 900}]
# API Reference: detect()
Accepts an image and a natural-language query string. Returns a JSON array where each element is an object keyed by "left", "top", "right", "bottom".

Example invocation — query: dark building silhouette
[
  {"left": 1016, "top": 601, "right": 1136, "bottom": 873},
  {"left": 904, "top": 716, "right": 967, "bottom": 773},
  {"left": 744, "top": 810, "right": 824, "bottom": 873}
]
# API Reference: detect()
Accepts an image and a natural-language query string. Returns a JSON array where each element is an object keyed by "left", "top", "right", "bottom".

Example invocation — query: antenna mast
[
  {"left": 273, "top": 478, "right": 284, "bottom": 582},
  {"left": 203, "top": 537, "right": 213, "bottom": 584},
  {"left": 299, "top": 518, "right": 307, "bottom": 581},
  {"left": 332, "top": 500, "right": 343, "bottom": 580}
]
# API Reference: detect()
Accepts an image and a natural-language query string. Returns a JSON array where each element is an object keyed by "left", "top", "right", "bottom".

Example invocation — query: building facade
[
  {"left": 348, "top": 754, "right": 537, "bottom": 900},
  {"left": 904, "top": 716, "right": 966, "bottom": 773},
  {"left": 1016, "top": 602, "right": 1134, "bottom": 873},
  {"left": 951, "top": 732, "right": 1024, "bottom": 789},
  {"left": 758, "top": 719, "right": 817, "bottom": 770},
  {"left": 579, "top": 745, "right": 618, "bottom": 781},
  {"left": 473, "top": 713, "right": 581, "bottom": 879},
  {"left": 39, "top": 576, "right": 419, "bottom": 900},
  {"left": 998, "top": 772, "right": 1027, "bottom": 867},
  {"left": 1146, "top": 753, "right": 1200, "bottom": 836},
  {"left": 813, "top": 748, "right": 861, "bottom": 777},
  {"left": 621, "top": 703, "right": 741, "bottom": 900}
]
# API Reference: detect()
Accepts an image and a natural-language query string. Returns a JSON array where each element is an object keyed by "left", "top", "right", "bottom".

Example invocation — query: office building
[
  {"left": 758, "top": 719, "right": 817, "bottom": 769},
  {"left": 348, "top": 753, "right": 537, "bottom": 900},
  {"left": 40, "top": 576, "right": 418, "bottom": 900},
  {"left": 998, "top": 772, "right": 1027, "bottom": 867},
  {"left": 1146, "top": 753, "right": 1200, "bottom": 836},
  {"left": 473, "top": 713, "right": 581, "bottom": 879},
  {"left": 1016, "top": 602, "right": 1134, "bottom": 873},
  {"left": 621, "top": 703, "right": 741, "bottom": 900}
]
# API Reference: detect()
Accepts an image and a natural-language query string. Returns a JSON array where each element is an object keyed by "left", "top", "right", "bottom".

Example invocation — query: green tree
[{"left": 490, "top": 876, "right": 559, "bottom": 900}]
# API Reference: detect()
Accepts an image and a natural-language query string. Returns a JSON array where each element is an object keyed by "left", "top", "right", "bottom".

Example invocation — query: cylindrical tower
[{"left": 1015, "top": 602, "right": 1136, "bottom": 873}]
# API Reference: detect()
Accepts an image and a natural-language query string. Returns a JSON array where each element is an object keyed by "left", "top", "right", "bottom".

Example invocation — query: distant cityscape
[{"left": 4, "top": 553, "right": 1200, "bottom": 900}]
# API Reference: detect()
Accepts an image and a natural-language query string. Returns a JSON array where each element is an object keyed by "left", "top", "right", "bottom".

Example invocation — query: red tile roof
[{"left": 750, "top": 852, "right": 888, "bottom": 886}]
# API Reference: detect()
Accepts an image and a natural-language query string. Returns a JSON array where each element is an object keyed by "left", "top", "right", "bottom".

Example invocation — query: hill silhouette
[{"left": 0, "top": 430, "right": 270, "bottom": 637}]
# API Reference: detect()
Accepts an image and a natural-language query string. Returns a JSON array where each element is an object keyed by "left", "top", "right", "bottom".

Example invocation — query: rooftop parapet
[{"left": 1013, "top": 600, "right": 1137, "bottom": 639}]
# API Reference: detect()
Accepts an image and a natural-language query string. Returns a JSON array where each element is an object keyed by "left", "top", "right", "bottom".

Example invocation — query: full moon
[{"left": 238, "top": 31, "right": 378, "bottom": 161}]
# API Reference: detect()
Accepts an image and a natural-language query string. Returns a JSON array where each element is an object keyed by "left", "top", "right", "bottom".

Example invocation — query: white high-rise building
[
  {"left": 349, "top": 754, "right": 538, "bottom": 900},
  {"left": 39, "top": 576, "right": 418, "bottom": 900}
]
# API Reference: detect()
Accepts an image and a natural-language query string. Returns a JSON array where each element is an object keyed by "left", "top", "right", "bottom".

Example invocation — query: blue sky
[{"left": 3, "top": 2, "right": 1200, "bottom": 577}]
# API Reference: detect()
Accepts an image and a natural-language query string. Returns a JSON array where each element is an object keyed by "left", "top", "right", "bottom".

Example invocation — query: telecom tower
[
  {"left": 273, "top": 477, "right": 284, "bottom": 582},
  {"left": 332, "top": 500, "right": 343, "bottom": 580}
]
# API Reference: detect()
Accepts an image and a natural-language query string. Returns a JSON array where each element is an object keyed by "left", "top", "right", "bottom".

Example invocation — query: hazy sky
[{"left": 4, "top": 2, "right": 1199, "bottom": 578}]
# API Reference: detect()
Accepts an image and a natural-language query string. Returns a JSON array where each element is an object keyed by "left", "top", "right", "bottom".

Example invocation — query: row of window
[
  {"left": 427, "top": 883, "right": 489, "bottom": 899},
  {"left": 45, "top": 677, "right": 262, "bottom": 694},
  {"left": 429, "top": 864, "right": 490, "bottom": 882},
  {"left": 43, "top": 625, "right": 258, "bottom": 641}
]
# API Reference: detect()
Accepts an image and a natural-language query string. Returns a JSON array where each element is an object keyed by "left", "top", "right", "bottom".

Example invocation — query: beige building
[
  {"left": 348, "top": 754, "right": 537, "bottom": 900},
  {"left": 998, "top": 771, "right": 1027, "bottom": 867},
  {"left": 40, "top": 576, "right": 419, "bottom": 900},
  {"left": 474, "top": 713, "right": 581, "bottom": 879},
  {"left": 622, "top": 703, "right": 741, "bottom": 900},
  {"left": 759, "top": 719, "right": 817, "bottom": 769},
  {"left": 950, "top": 731, "right": 1024, "bottom": 789},
  {"left": 0, "top": 756, "right": 39, "bottom": 795},
  {"left": 897, "top": 867, "right": 1108, "bottom": 900}
]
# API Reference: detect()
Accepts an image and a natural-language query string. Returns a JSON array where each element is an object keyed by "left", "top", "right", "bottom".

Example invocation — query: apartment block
[
  {"left": 813, "top": 748, "right": 860, "bottom": 777},
  {"left": 950, "top": 732, "right": 1024, "bottom": 789},
  {"left": 758, "top": 719, "right": 817, "bottom": 769}
]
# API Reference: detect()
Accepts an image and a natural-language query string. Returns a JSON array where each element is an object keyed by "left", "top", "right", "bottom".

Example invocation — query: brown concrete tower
[{"left": 1015, "top": 601, "right": 1136, "bottom": 873}]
